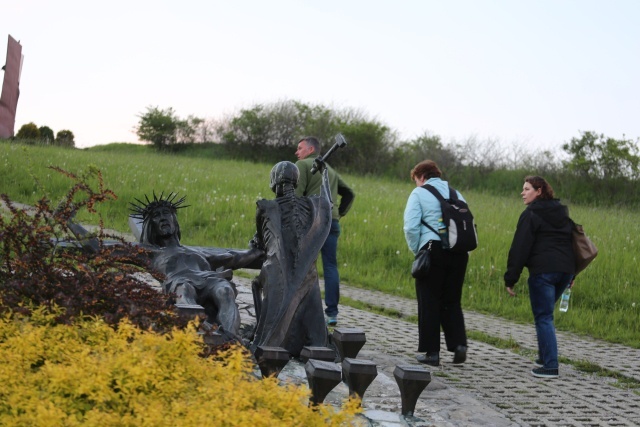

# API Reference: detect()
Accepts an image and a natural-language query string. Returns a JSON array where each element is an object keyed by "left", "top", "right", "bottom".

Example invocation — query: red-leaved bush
[{"left": 0, "top": 166, "right": 190, "bottom": 331}]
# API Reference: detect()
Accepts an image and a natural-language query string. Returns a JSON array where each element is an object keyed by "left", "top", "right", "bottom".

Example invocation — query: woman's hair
[
  {"left": 410, "top": 160, "right": 442, "bottom": 181},
  {"left": 524, "top": 175, "right": 555, "bottom": 200}
]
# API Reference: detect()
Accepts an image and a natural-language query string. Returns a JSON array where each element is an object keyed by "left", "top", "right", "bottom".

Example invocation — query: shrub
[
  {"left": 15, "top": 122, "right": 40, "bottom": 140},
  {"left": 55, "top": 129, "right": 75, "bottom": 148},
  {"left": 0, "top": 166, "right": 188, "bottom": 332},
  {"left": 0, "top": 309, "right": 360, "bottom": 426},
  {"left": 135, "top": 106, "right": 179, "bottom": 150},
  {"left": 38, "top": 125, "right": 55, "bottom": 143}
]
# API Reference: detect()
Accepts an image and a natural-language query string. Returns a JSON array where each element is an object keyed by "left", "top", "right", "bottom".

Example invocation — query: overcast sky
[{"left": 2, "top": 0, "right": 639, "bottom": 149}]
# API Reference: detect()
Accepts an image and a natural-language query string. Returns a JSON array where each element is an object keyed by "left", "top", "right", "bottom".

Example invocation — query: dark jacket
[
  {"left": 295, "top": 155, "right": 355, "bottom": 221},
  {"left": 504, "top": 199, "right": 575, "bottom": 287}
]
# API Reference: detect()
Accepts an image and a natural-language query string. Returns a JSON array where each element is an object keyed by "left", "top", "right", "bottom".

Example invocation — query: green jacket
[{"left": 295, "top": 156, "right": 355, "bottom": 220}]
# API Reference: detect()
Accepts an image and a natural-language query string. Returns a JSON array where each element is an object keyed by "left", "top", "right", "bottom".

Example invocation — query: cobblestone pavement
[{"left": 235, "top": 276, "right": 640, "bottom": 426}]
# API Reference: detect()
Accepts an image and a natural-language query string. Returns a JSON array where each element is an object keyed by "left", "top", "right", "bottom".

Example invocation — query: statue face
[{"left": 149, "top": 207, "right": 177, "bottom": 238}]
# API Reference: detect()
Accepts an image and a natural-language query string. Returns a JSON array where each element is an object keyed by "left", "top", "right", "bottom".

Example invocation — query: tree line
[
  {"left": 13, "top": 122, "right": 75, "bottom": 147},
  {"left": 134, "top": 100, "right": 640, "bottom": 207}
]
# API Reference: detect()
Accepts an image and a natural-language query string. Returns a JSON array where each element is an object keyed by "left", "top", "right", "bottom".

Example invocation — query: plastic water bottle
[
  {"left": 559, "top": 288, "right": 571, "bottom": 312},
  {"left": 437, "top": 218, "right": 449, "bottom": 249}
]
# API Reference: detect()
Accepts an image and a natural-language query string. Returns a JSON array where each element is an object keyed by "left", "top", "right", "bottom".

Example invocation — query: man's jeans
[
  {"left": 321, "top": 219, "right": 341, "bottom": 317},
  {"left": 528, "top": 272, "right": 573, "bottom": 369}
]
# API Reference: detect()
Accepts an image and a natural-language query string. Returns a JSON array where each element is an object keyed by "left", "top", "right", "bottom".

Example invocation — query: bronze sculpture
[
  {"left": 71, "top": 193, "right": 264, "bottom": 340},
  {"left": 250, "top": 160, "right": 333, "bottom": 357}
]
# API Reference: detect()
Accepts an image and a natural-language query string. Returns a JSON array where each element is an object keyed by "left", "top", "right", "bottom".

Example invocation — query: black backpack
[{"left": 421, "top": 184, "right": 478, "bottom": 253}]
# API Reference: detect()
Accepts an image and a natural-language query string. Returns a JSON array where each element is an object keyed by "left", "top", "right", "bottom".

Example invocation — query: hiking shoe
[
  {"left": 534, "top": 358, "right": 544, "bottom": 367},
  {"left": 326, "top": 316, "right": 338, "bottom": 326},
  {"left": 453, "top": 345, "right": 467, "bottom": 364},
  {"left": 531, "top": 367, "right": 559, "bottom": 378},
  {"left": 416, "top": 353, "right": 440, "bottom": 367}
]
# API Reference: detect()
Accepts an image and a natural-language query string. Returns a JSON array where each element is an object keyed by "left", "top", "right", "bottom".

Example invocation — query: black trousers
[{"left": 415, "top": 241, "right": 469, "bottom": 353}]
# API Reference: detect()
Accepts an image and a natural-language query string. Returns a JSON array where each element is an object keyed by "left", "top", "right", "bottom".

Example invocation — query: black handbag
[{"left": 411, "top": 241, "right": 432, "bottom": 279}]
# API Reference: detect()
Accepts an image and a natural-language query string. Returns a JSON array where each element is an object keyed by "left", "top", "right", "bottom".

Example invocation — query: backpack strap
[
  {"left": 421, "top": 219, "right": 438, "bottom": 235},
  {"left": 423, "top": 184, "right": 458, "bottom": 201},
  {"left": 419, "top": 184, "right": 444, "bottom": 235}
]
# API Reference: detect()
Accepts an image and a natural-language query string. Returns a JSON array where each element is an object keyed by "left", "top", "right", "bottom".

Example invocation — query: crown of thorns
[{"left": 129, "top": 192, "right": 189, "bottom": 221}]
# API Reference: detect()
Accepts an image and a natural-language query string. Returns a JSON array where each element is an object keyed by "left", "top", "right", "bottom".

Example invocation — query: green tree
[
  {"left": 176, "top": 115, "right": 204, "bottom": 144},
  {"left": 335, "top": 119, "right": 397, "bottom": 175},
  {"left": 15, "top": 122, "right": 40, "bottom": 140},
  {"left": 55, "top": 130, "right": 75, "bottom": 148},
  {"left": 38, "top": 126, "right": 55, "bottom": 143},
  {"left": 562, "top": 131, "right": 640, "bottom": 179},
  {"left": 136, "top": 106, "right": 179, "bottom": 150},
  {"left": 393, "top": 132, "right": 459, "bottom": 178},
  {"left": 219, "top": 100, "right": 339, "bottom": 150},
  {"left": 217, "top": 99, "right": 398, "bottom": 171}
]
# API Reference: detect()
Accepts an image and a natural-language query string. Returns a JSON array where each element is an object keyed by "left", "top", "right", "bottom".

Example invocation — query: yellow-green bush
[{"left": 0, "top": 307, "right": 360, "bottom": 426}]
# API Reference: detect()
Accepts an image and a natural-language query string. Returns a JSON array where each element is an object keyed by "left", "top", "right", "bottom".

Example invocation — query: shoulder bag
[
  {"left": 572, "top": 221, "right": 598, "bottom": 275},
  {"left": 411, "top": 231, "right": 432, "bottom": 280}
]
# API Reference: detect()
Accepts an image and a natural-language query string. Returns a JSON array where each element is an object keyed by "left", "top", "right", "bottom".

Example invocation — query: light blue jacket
[{"left": 403, "top": 177, "right": 466, "bottom": 255}]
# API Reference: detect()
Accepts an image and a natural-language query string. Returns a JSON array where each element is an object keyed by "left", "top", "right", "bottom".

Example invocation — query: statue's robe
[{"left": 251, "top": 186, "right": 331, "bottom": 356}]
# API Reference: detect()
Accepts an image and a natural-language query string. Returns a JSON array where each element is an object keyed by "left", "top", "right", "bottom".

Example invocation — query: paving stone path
[
  {"left": 338, "top": 284, "right": 640, "bottom": 426},
  {"left": 235, "top": 276, "right": 640, "bottom": 426}
]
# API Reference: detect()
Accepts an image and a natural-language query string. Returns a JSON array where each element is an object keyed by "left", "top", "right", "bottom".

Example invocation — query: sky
[{"left": 2, "top": 0, "right": 639, "bottom": 150}]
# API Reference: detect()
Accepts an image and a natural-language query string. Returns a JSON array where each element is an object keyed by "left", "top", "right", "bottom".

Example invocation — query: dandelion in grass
[
  {"left": 633, "top": 303, "right": 636, "bottom": 308},
  {"left": 343, "top": 263, "right": 347, "bottom": 267},
  {"left": 396, "top": 250, "right": 400, "bottom": 255},
  {"left": 363, "top": 219, "right": 367, "bottom": 223}
]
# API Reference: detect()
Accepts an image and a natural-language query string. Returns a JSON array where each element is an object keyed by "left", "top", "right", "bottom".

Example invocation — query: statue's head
[
  {"left": 130, "top": 192, "right": 188, "bottom": 245},
  {"left": 270, "top": 161, "right": 299, "bottom": 195}
]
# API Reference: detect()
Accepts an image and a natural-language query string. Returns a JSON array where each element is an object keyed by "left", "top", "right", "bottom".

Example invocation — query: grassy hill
[{"left": 2, "top": 141, "right": 639, "bottom": 347}]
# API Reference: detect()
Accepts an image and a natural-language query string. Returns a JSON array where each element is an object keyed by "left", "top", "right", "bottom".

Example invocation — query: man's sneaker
[
  {"left": 534, "top": 358, "right": 544, "bottom": 367},
  {"left": 531, "top": 367, "right": 559, "bottom": 378},
  {"left": 326, "top": 316, "right": 338, "bottom": 326}
]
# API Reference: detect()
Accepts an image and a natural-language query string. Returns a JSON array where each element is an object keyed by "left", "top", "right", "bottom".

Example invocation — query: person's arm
[
  {"left": 337, "top": 175, "right": 355, "bottom": 217},
  {"left": 295, "top": 160, "right": 310, "bottom": 197},
  {"left": 504, "top": 210, "right": 535, "bottom": 289},
  {"left": 403, "top": 191, "right": 422, "bottom": 255}
]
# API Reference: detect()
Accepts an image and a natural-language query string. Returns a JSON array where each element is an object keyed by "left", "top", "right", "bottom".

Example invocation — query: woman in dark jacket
[{"left": 504, "top": 176, "right": 575, "bottom": 379}]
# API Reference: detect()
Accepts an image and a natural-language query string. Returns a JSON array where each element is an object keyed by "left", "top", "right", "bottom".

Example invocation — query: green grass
[{"left": 1, "top": 141, "right": 639, "bottom": 348}]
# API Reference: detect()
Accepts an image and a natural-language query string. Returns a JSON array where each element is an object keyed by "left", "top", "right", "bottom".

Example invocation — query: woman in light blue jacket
[{"left": 403, "top": 160, "right": 469, "bottom": 366}]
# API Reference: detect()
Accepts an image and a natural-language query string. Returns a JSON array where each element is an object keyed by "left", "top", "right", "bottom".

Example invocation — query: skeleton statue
[{"left": 250, "top": 159, "right": 333, "bottom": 356}]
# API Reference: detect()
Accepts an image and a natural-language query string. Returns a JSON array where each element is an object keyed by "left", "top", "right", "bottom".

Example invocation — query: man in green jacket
[{"left": 295, "top": 136, "right": 355, "bottom": 326}]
